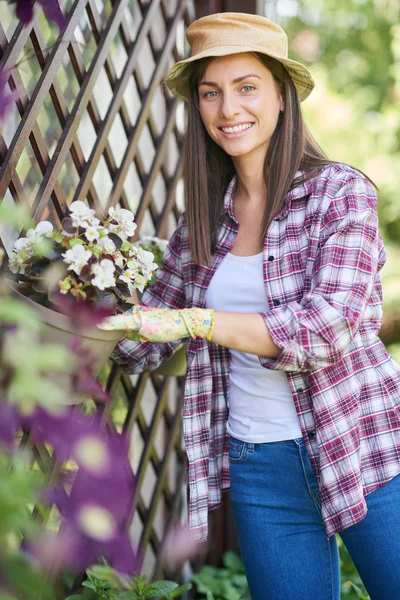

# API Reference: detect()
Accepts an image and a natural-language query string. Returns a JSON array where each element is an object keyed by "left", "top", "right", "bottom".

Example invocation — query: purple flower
[
  {"left": 68, "top": 339, "right": 111, "bottom": 403},
  {"left": 161, "top": 523, "right": 204, "bottom": 567},
  {"left": 0, "top": 401, "right": 19, "bottom": 450},
  {"left": 7, "top": 0, "right": 66, "bottom": 31},
  {"left": 26, "top": 407, "right": 130, "bottom": 482},
  {"left": 54, "top": 294, "right": 115, "bottom": 328},
  {"left": 0, "top": 69, "right": 19, "bottom": 123},
  {"left": 46, "top": 470, "right": 136, "bottom": 573}
]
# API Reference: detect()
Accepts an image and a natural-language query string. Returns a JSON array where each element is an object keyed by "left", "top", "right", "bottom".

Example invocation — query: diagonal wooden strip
[
  {"left": 131, "top": 98, "right": 178, "bottom": 231},
  {"left": 156, "top": 150, "right": 184, "bottom": 238}
]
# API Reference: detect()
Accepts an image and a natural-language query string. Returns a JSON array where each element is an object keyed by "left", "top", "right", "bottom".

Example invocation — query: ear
[{"left": 279, "top": 95, "right": 284, "bottom": 112}]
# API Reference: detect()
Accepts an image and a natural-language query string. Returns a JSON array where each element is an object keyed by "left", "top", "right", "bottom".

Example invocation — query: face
[{"left": 197, "top": 53, "right": 284, "bottom": 164}]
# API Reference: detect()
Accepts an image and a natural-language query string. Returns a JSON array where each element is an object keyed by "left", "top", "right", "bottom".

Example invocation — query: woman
[{"left": 102, "top": 13, "right": 400, "bottom": 599}]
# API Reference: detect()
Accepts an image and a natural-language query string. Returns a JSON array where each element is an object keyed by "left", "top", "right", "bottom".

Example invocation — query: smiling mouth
[{"left": 220, "top": 123, "right": 255, "bottom": 134}]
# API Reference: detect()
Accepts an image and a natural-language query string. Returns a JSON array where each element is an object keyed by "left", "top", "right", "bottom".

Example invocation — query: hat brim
[{"left": 166, "top": 45, "right": 314, "bottom": 102}]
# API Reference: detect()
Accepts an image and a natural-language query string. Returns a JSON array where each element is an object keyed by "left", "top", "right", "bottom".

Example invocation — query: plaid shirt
[{"left": 112, "top": 163, "right": 400, "bottom": 542}]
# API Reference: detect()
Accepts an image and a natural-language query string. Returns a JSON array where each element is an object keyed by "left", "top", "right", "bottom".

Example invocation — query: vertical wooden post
[{"left": 195, "top": 0, "right": 257, "bottom": 18}]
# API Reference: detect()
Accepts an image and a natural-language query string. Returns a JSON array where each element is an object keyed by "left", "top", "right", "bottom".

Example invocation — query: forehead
[{"left": 201, "top": 52, "right": 269, "bottom": 80}]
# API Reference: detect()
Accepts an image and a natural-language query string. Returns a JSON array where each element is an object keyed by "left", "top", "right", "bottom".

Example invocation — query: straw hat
[{"left": 166, "top": 12, "right": 315, "bottom": 102}]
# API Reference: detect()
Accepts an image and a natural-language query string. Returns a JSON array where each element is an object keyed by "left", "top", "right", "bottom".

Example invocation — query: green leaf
[
  {"left": 65, "top": 596, "right": 89, "bottom": 599},
  {"left": 49, "top": 232, "right": 63, "bottom": 243},
  {"left": 169, "top": 583, "right": 192, "bottom": 598},
  {"left": 0, "top": 203, "right": 32, "bottom": 229},
  {"left": 0, "top": 297, "right": 43, "bottom": 332},
  {"left": 222, "top": 552, "right": 244, "bottom": 573},
  {"left": 146, "top": 581, "right": 178, "bottom": 595},
  {"left": 69, "top": 238, "right": 84, "bottom": 247}
]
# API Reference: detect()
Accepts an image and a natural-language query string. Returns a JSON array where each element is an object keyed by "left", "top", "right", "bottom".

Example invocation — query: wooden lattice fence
[{"left": 0, "top": 0, "right": 195, "bottom": 581}]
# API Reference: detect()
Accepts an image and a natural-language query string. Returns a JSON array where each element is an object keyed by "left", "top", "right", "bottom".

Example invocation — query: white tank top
[{"left": 205, "top": 251, "right": 302, "bottom": 443}]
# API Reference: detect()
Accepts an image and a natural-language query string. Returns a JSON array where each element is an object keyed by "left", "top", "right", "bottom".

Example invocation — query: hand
[{"left": 98, "top": 306, "right": 215, "bottom": 343}]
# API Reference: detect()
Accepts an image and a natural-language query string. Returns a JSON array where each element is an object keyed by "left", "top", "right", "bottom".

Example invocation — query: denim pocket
[{"left": 228, "top": 437, "right": 247, "bottom": 463}]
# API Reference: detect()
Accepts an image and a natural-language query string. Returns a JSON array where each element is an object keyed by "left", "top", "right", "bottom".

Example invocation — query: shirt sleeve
[
  {"left": 111, "top": 216, "right": 186, "bottom": 374},
  {"left": 259, "top": 175, "right": 386, "bottom": 373}
]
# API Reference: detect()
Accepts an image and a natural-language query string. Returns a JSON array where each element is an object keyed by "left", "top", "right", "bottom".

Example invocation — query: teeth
[{"left": 221, "top": 123, "right": 253, "bottom": 133}]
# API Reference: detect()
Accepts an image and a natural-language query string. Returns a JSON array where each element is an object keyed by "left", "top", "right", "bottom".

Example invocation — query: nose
[{"left": 219, "top": 90, "right": 240, "bottom": 120}]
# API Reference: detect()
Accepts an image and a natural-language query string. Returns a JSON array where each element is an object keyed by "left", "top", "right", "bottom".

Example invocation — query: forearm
[
  {"left": 100, "top": 307, "right": 281, "bottom": 358},
  {"left": 211, "top": 311, "right": 281, "bottom": 358}
]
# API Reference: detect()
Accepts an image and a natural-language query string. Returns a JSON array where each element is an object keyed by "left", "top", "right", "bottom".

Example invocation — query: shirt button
[
  {"left": 267, "top": 255, "right": 275, "bottom": 261},
  {"left": 273, "top": 299, "right": 281, "bottom": 306},
  {"left": 296, "top": 388, "right": 305, "bottom": 393},
  {"left": 307, "top": 431, "right": 316, "bottom": 440}
]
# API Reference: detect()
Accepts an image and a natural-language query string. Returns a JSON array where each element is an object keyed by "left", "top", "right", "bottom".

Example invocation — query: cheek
[{"left": 199, "top": 107, "right": 218, "bottom": 137}]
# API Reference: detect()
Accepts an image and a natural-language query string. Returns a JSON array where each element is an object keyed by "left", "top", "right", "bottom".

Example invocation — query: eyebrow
[{"left": 198, "top": 74, "right": 262, "bottom": 87}]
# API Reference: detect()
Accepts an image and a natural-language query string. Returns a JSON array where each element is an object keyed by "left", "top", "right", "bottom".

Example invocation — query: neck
[{"left": 232, "top": 151, "right": 267, "bottom": 203}]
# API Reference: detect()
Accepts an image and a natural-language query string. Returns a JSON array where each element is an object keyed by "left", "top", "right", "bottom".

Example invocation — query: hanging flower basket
[{"left": 7, "top": 280, "right": 122, "bottom": 404}]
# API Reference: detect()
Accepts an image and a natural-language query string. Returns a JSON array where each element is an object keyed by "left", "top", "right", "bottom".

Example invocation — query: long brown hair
[{"left": 183, "top": 53, "right": 373, "bottom": 265}]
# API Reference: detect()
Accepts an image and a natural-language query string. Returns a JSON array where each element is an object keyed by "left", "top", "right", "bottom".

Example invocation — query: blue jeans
[{"left": 228, "top": 435, "right": 400, "bottom": 600}]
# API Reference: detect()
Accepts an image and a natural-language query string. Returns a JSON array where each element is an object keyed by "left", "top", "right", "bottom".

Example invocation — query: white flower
[
  {"left": 113, "top": 254, "right": 124, "bottom": 268},
  {"left": 8, "top": 252, "right": 25, "bottom": 273},
  {"left": 85, "top": 226, "right": 100, "bottom": 242},
  {"left": 97, "top": 236, "right": 116, "bottom": 254},
  {"left": 93, "top": 258, "right": 115, "bottom": 274},
  {"left": 35, "top": 221, "right": 53, "bottom": 235},
  {"left": 119, "top": 268, "right": 135, "bottom": 285},
  {"left": 88, "top": 216, "right": 101, "bottom": 227},
  {"left": 62, "top": 244, "right": 92, "bottom": 275},
  {"left": 136, "top": 246, "right": 158, "bottom": 273},
  {"left": 91, "top": 259, "right": 116, "bottom": 290},
  {"left": 134, "top": 273, "right": 147, "bottom": 293},
  {"left": 140, "top": 235, "right": 168, "bottom": 252},
  {"left": 69, "top": 201, "right": 96, "bottom": 228},
  {"left": 108, "top": 207, "right": 137, "bottom": 241},
  {"left": 13, "top": 237, "right": 29, "bottom": 252}
]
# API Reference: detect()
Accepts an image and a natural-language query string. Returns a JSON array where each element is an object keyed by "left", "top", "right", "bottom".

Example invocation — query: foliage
[
  {"left": 66, "top": 565, "right": 191, "bottom": 600},
  {"left": 282, "top": 0, "right": 400, "bottom": 247},
  {"left": 192, "top": 549, "right": 371, "bottom": 600},
  {"left": 191, "top": 552, "right": 250, "bottom": 600}
]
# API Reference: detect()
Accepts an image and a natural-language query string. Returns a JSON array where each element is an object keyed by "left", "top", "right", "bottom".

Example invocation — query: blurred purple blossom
[
  {"left": 0, "top": 69, "right": 19, "bottom": 123},
  {"left": 69, "top": 339, "right": 111, "bottom": 403},
  {"left": 26, "top": 407, "right": 131, "bottom": 482},
  {"left": 54, "top": 294, "right": 115, "bottom": 328},
  {"left": 46, "top": 470, "right": 136, "bottom": 573},
  {"left": 7, "top": 0, "right": 66, "bottom": 32},
  {"left": 0, "top": 401, "right": 19, "bottom": 450},
  {"left": 161, "top": 523, "right": 203, "bottom": 567}
]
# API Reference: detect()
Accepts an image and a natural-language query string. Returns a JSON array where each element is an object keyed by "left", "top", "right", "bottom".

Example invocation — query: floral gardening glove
[{"left": 99, "top": 306, "right": 215, "bottom": 343}]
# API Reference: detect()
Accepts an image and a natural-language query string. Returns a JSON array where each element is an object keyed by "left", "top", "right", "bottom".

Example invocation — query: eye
[
  {"left": 203, "top": 90, "right": 219, "bottom": 99},
  {"left": 242, "top": 85, "right": 255, "bottom": 93}
]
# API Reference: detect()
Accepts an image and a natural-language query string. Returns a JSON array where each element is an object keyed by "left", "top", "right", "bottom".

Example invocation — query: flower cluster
[{"left": 8, "top": 201, "right": 159, "bottom": 311}]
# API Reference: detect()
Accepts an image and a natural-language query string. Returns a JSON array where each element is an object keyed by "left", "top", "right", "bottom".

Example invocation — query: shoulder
[{"left": 303, "top": 163, "right": 378, "bottom": 229}]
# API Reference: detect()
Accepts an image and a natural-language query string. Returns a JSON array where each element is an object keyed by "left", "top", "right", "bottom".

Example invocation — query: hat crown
[{"left": 186, "top": 12, "right": 288, "bottom": 60}]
